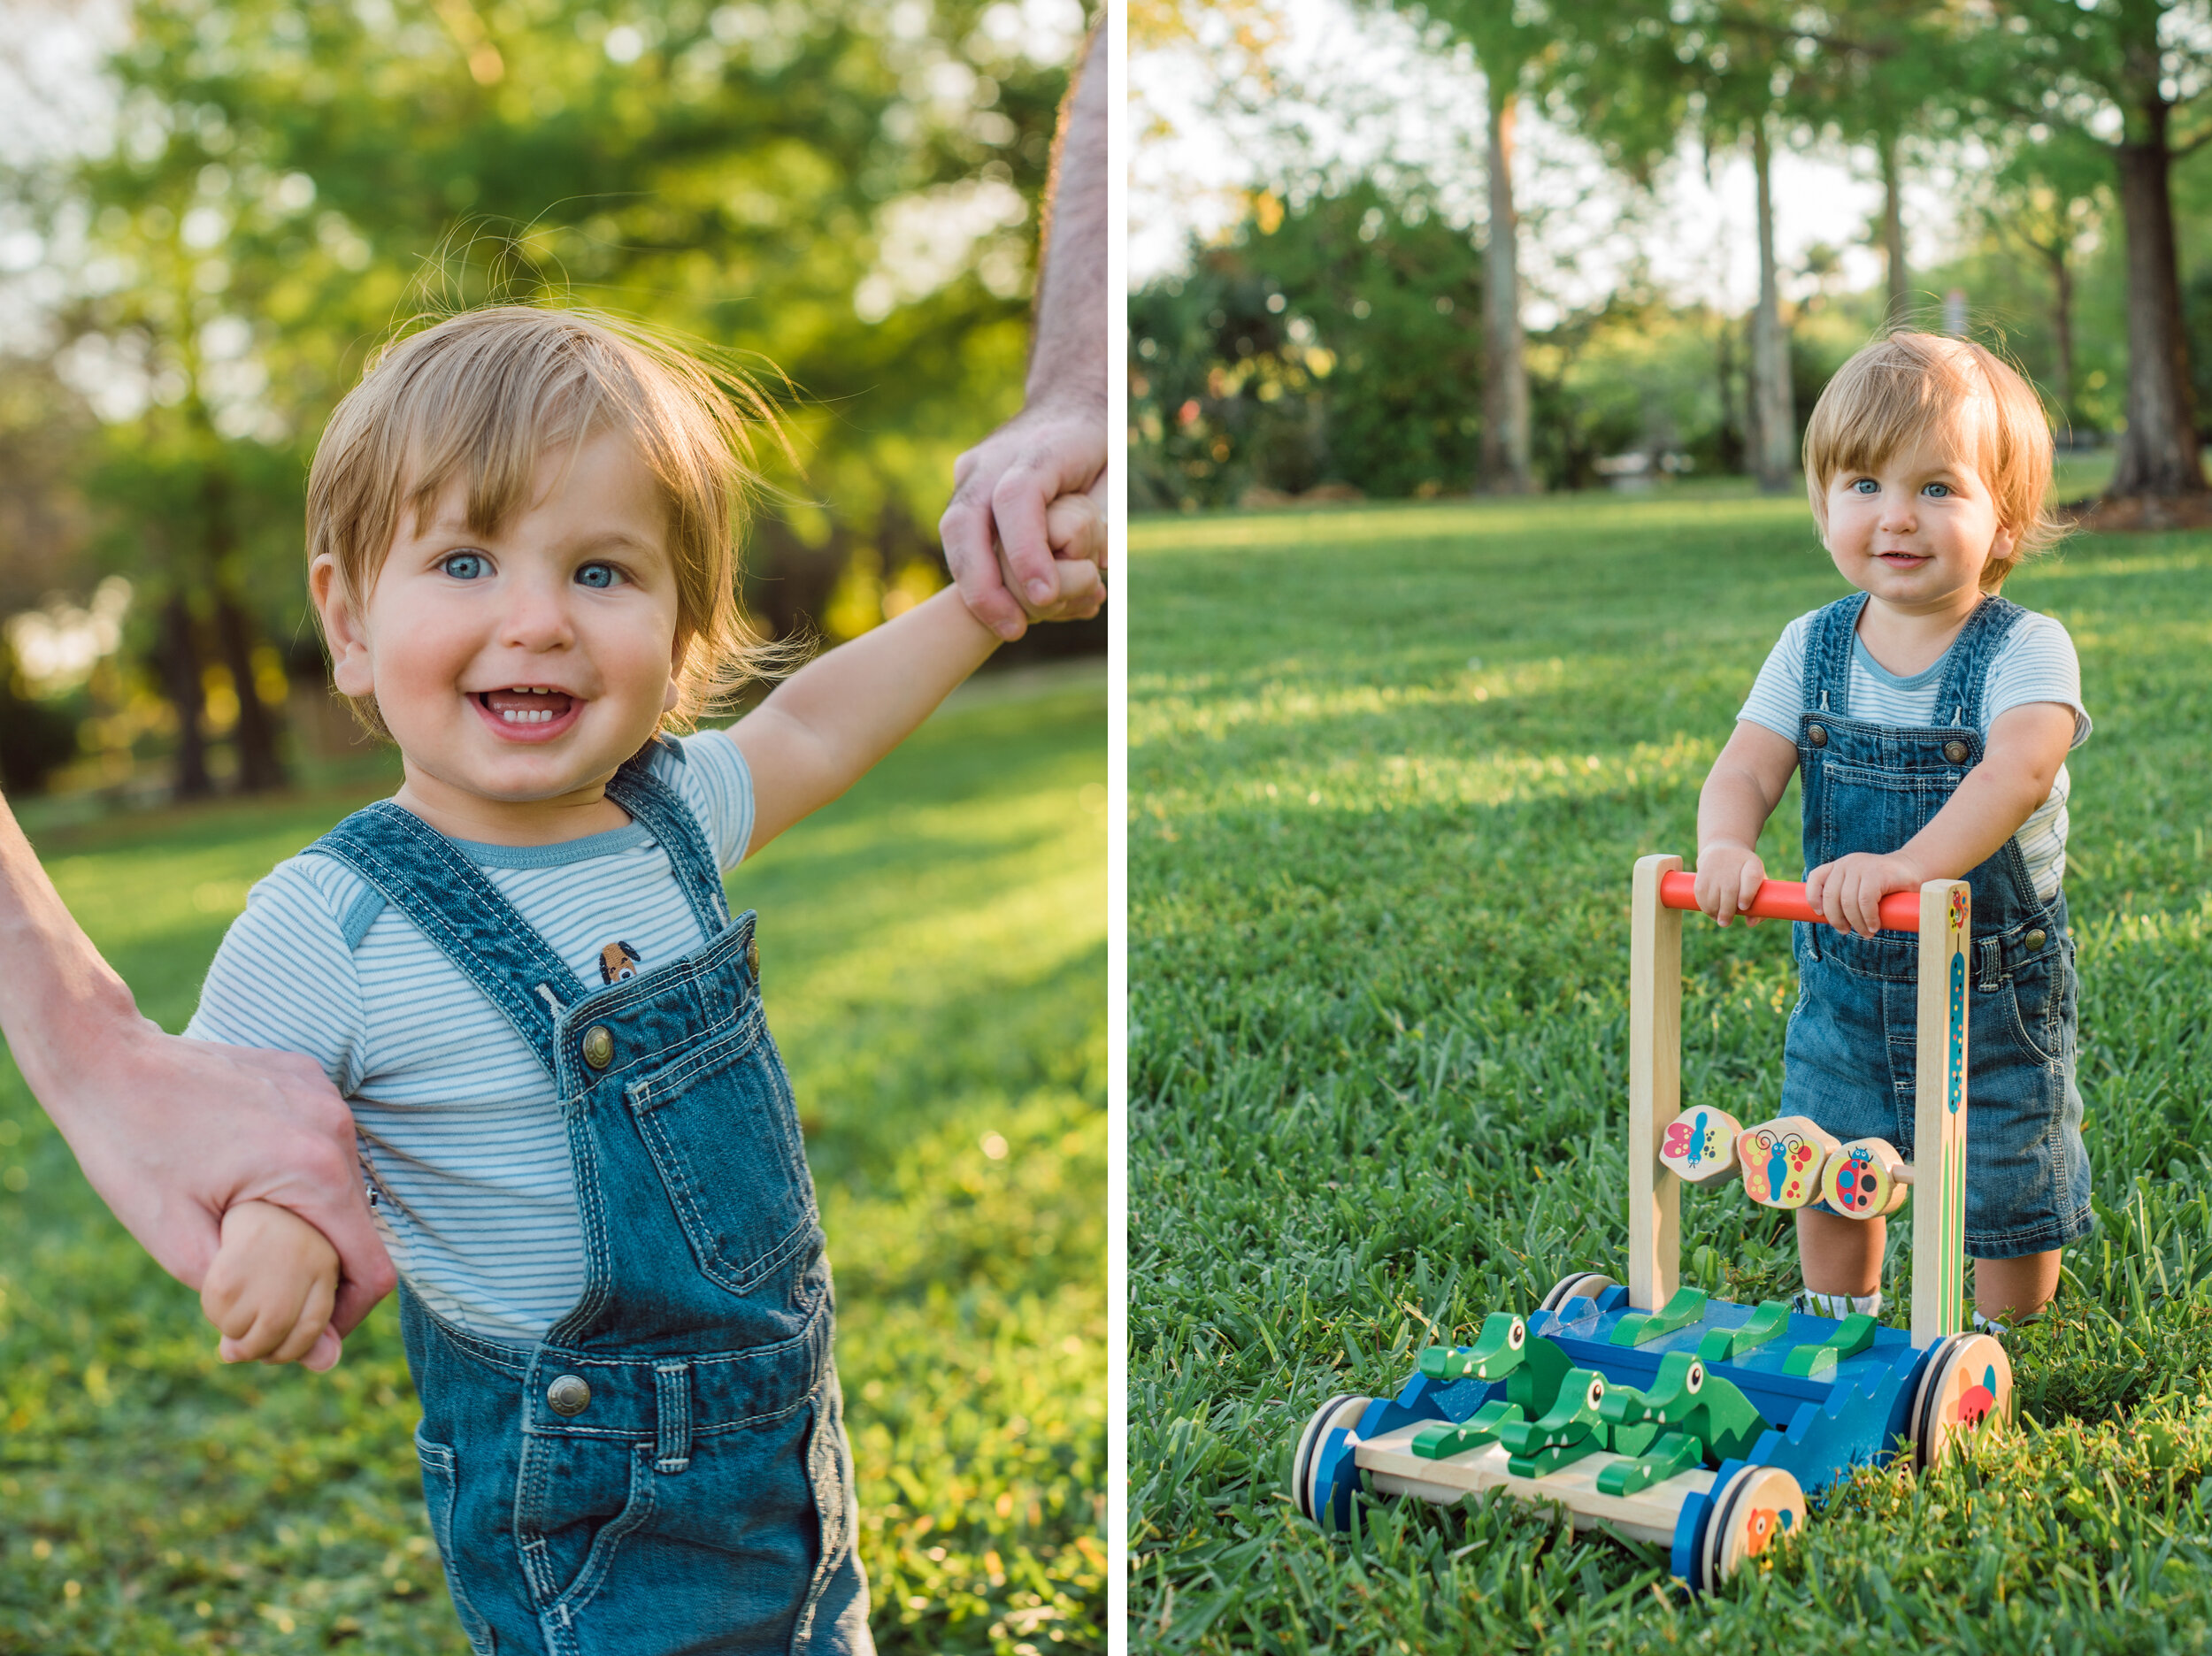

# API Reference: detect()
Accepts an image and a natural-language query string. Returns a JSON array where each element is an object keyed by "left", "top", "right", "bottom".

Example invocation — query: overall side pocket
[
  {"left": 415, "top": 1432, "right": 496, "bottom": 1654},
  {"left": 627, "top": 1022, "right": 822, "bottom": 1297}
]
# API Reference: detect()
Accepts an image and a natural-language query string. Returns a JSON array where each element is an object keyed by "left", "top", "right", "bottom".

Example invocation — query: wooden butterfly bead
[
  {"left": 1736, "top": 1116, "right": 1841, "bottom": 1210},
  {"left": 1658, "top": 1106, "right": 1743, "bottom": 1187}
]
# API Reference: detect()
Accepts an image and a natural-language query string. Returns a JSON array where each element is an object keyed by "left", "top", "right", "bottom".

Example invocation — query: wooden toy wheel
[
  {"left": 1292, "top": 1393, "right": 1369, "bottom": 1522},
  {"left": 1696, "top": 1464, "right": 1806, "bottom": 1590},
  {"left": 1539, "top": 1271, "right": 1617, "bottom": 1314},
  {"left": 1908, "top": 1332, "right": 2012, "bottom": 1471}
]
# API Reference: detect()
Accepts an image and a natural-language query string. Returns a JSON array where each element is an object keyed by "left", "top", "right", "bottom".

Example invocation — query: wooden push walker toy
[{"left": 1288, "top": 856, "right": 2013, "bottom": 1591}]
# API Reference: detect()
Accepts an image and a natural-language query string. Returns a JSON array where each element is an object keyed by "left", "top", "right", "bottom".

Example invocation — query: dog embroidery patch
[{"left": 599, "top": 940, "right": 642, "bottom": 984}]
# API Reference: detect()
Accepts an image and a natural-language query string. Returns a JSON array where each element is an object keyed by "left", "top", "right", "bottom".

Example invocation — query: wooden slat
[
  {"left": 1357, "top": 1425, "right": 1713, "bottom": 1547},
  {"left": 1910, "top": 879, "right": 1972, "bottom": 1344},
  {"left": 1628, "top": 855, "right": 1684, "bottom": 1312}
]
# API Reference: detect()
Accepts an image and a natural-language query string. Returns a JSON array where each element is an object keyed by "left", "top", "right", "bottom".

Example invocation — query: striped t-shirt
[
  {"left": 186, "top": 731, "right": 756, "bottom": 1344},
  {"left": 1737, "top": 608, "right": 2090, "bottom": 900}
]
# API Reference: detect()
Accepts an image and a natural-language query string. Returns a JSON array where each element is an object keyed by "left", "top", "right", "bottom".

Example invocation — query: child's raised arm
[
  {"left": 733, "top": 498, "right": 1103, "bottom": 855},
  {"left": 1694, "top": 720, "right": 1800, "bottom": 925}
]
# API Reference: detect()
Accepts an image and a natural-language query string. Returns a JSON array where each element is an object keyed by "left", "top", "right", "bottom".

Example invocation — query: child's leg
[
  {"left": 1796, "top": 1208, "right": 1883, "bottom": 1298},
  {"left": 1974, "top": 1250, "right": 2060, "bottom": 1323}
]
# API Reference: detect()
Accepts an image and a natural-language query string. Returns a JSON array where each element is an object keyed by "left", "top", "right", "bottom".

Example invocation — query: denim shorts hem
[{"left": 1965, "top": 1203, "right": 2094, "bottom": 1261}]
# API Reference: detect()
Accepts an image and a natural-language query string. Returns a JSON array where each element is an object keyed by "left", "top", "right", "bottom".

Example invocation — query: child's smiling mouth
[
  {"left": 474, "top": 686, "right": 582, "bottom": 740},
  {"left": 1877, "top": 552, "right": 1932, "bottom": 569}
]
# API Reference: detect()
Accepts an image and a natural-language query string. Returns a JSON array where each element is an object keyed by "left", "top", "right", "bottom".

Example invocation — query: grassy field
[
  {"left": 0, "top": 672, "right": 1105, "bottom": 1654},
  {"left": 1128, "top": 492, "right": 2212, "bottom": 1652}
]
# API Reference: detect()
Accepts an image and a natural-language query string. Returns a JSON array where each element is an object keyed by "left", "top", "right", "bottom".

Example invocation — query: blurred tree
[
  {"left": 1978, "top": 129, "right": 2111, "bottom": 432},
  {"left": 1128, "top": 182, "right": 1485, "bottom": 507},
  {"left": 1970, "top": 0, "right": 2212, "bottom": 501},
  {"left": 1363, "top": 0, "right": 1545, "bottom": 494}
]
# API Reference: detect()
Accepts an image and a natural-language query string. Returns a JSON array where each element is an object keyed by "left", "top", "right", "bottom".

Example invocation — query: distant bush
[{"left": 0, "top": 648, "right": 81, "bottom": 795}]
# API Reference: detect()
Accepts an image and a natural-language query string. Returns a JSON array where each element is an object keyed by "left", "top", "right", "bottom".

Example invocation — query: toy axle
[{"left": 1655, "top": 870, "right": 1922, "bottom": 932}]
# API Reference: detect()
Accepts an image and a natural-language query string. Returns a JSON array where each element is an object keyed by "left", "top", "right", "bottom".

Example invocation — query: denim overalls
[
  {"left": 310, "top": 748, "right": 872, "bottom": 1655},
  {"left": 1782, "top": 592, "right": 2092, "bottom": 1260}
]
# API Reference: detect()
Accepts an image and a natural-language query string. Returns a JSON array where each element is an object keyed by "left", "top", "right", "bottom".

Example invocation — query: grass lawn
[
  {"left": 1128, "top": 492, "right": 2212, "bottom": 1651},
  {"left": 0, "top": 671, "right": 1105, "bottom": 1654}
]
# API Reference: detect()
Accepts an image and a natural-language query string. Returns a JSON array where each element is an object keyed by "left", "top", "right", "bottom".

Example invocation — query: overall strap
[
  {"left": 1801, "top": 593, "right": 1869, "bottom": 717},
  {"left": 1931, "top": 594, "right": 2026, "bottom": 732},
  {"left": 306, "top": 803, "right": 591, "bottom": 1081},
  {"left": 603, "top": 740, "right": 732, "bottom": 939}
]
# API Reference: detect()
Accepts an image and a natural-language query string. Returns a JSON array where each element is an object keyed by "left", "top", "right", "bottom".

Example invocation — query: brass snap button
[
  {"left": 547, "top": 1374, "right": 592, "bottom": 1416},
  {"left": 746, "top": 937, "right": 759, "bottom": 976},
  {"left": 2024, "top": 928, "right": 2047, "bottom": 953},
  {"left": 582, "top": 1025, "right": 614, "bottom": 1070},
  {"left": 1943, "top": 740, "right": 1970, "bottom": 764},
  {"left": 1807, "top": 724, "right": 1828, "bottom": 748}
]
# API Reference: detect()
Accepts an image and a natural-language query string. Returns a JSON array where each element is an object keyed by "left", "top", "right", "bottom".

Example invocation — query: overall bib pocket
[
  {"left": 626, "top": 1019, "right": 820, "bottom": 1297},
  {"left": 415, "top": 1433, "right": 496, "bottom": 1653}
]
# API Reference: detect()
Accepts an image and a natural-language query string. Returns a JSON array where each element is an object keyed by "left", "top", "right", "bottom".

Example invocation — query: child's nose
[{"left": 497, "top": 578, "right": 576, "bottom": 649}]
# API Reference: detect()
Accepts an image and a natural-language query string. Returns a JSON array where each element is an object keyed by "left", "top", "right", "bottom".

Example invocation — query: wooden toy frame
[{"left": 1629, "top": 854, "right": 1973, "bottom": 1344}]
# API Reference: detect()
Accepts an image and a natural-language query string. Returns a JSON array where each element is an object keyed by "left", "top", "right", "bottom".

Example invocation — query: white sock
[
  {"left": 1793, "top": 1289, "right": 1883, "bottom": 1320},
  {"left": 1970, "top": 1310, "right": 2008, "bottom": 1336}
]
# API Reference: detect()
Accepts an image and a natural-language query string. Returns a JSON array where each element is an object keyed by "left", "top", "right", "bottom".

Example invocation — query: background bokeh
[{"left": 0, "top": 0, "right": 1102, "bottom": 804}]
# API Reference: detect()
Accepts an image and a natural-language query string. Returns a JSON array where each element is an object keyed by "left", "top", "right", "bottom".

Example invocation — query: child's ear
[
  {"left": 664, "top": 631, "right": 689, "bottom": 714},
  {"left": 311, "top": 555, "right": 375, "bottom": 699},
  {"left": 1988, "top": 519, "right": 2020, "bottom": 564}
]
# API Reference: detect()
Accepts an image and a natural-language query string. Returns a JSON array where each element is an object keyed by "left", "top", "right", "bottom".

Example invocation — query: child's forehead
[{"left": 1825, "top": 390, "right": 1994, "bottom": 480}]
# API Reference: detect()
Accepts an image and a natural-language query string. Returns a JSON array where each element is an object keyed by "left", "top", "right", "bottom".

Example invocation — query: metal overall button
[
  {"left": 546, "top": 1374, "right": 592, "bottom": 1416},
  {"left": 582, "top": 1025, "right": 615, "bottom": 1070},
  {"left": 1943, "top": 740, "right": 1970, "bottom": 764},
  {"left": 2024, "top": 928, "right": 2047, "bottom": 953},
  {"left": 1807, "top": 724, "right": 1828, "bottom": 748}
]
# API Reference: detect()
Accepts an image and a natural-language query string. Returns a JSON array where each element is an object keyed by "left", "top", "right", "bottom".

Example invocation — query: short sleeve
[
  {"left": 1986, "top": 613, "right": 2092, "bottom": 748},
  {"left": 1735, "top": 613, "right": 1814, "bottom": 742},
  {"left": 672, "top": 728, "right": 757, "bottom": 873},
  {"left": 184, "top": 857, "right": 369, "bottom": 1094}
]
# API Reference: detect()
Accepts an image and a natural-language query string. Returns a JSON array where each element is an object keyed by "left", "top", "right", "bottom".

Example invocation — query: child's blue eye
[
  {"left": 575, "top": 563, "right": 622, "bottom": 589},
  {"left": 1853, "top": 479, "right": 1878, "bottom": 494},
  {"left": 1923, "top": 482, "right": 1952, "bottom": 498},
  {"left": 441, "top": 552, "right": 488, "bottom": 579}
]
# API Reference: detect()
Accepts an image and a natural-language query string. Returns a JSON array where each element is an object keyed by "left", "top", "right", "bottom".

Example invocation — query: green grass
[
  {"left": 0, "top": 675, "right": 1106, "bottom": 1654},
  {"left": 1128, "top": 493, "right": 2212, "bottom": 1651}
]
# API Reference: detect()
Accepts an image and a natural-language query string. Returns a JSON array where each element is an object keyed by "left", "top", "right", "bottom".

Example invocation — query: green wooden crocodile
[
  {"left": 1410, "top": 1315, "right": 1576, "bottom": 1461},
  {"left": 1498, "top": 1368, "right": 1615, "bottom": 1476},
  {"left": 1595, "top": 1350, "right": 1770, "bottom": 1464}
]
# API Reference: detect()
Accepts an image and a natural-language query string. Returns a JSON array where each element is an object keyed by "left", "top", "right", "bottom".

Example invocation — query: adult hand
[
  {"left": 50, "top": 1024, "right": 394, "bottom": 1340},
  {"left": 941, "top": 399, "right": 1107, "bottom": 641}
]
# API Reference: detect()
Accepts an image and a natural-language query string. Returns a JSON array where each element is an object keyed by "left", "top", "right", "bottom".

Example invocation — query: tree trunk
[
  {"left": 1749, "top": 119, "right": 1797, "bottom": 494},
  {"left": 214, "top": 594, "right": 288, "bottom": 793},
  {"left": 1878, "top": 128, "right": 1909, "bottom": 327},
  {"left": 1479, "top": 77, "right": 1533, "bottom": 494},
  {"left": 1715, "top": 308, "right": 1744, "bottom": 474},
  {"left": 2045, "top": 243, "right": 2076, "bottom": 435},
  {"left": 159, "top": 593, "right": 212, "bottom": 801},
  {"left": 2108, "top": 111, "right": 2206, "bottom": 497}
]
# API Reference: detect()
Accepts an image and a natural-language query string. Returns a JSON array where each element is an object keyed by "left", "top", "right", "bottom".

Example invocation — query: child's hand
[
  {"left": 1806, "top": 851, "right": 1924, "bottom": 938},
  {"left": 1694, "top": 843, "right": 1769, "bottom": 927},
  {"left": 995, "top": 487, "right": 1104, "bottom": 625},
  {"left": 201, "top": 1200, "right": 343, "bottom": 1371}
]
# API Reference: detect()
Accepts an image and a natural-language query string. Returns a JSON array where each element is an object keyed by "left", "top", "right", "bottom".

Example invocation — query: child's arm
[
  {"left": 733, "top": 496, "right": 1103, "bottom": 855},
  {"left": 200, "top": 1199, "right": 342, "bottom": 1371},
  {"left": 1694, "top": 721, "right": 1801, "bottom": 925},
  {"left": 1807, "top": 701, "right": 2076, "bottom": 935}
]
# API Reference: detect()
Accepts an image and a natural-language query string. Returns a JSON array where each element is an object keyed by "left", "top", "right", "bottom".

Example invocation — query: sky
[{"left": 1130, "top": 0, "right": 1970, "bottom": 324}]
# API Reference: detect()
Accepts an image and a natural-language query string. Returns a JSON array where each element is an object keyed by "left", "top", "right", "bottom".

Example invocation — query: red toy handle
[{"left": 1657, "top": 870, "right": 1924, "bottom": 932}]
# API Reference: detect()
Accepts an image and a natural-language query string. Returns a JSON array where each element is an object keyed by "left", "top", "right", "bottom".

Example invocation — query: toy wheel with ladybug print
[
  {"left": 1695, "top": 1464, "right": 1806, "bottom": 1591},
  {"left": 1538, "top": 1271, "right": 1617, "bottom": 1315},
  {"left": 1908, "top": 1332, "right": 2012, "bottom": 1471},
  {"left": 1291, "top": 1393, "right": 1371, "bottom": 1526}
]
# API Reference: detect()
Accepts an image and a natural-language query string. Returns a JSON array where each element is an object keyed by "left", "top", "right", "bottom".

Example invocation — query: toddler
[
  {"left": 183, "top": 305, "right": 1102, "bottom": 1654},
  {"left": 1693, "top": 332, "right": 2090, "bottom": 1332}
]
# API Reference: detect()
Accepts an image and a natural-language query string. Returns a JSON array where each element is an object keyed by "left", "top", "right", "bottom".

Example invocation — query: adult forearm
[
  {"left": 0, "top": 791, "right": 145, "bottom": 1115},
  {"left": 1026, "top": 17, "right": 1108, "bottom": 418}
]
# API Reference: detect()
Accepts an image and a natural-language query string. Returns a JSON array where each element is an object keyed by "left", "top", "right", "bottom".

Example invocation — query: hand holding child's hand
[
  {"left": 995, "top": 483, "right": 1105, "bottom": 625},
  {"left": 1805, "top": 851, "right": 1924, "bottom": 938},
  {"left": 201, "top": 1200, "right": 343, "bottom": 1371},
  {"left": 1694, "top": 843, "right": 1768, "bottom": 927}
]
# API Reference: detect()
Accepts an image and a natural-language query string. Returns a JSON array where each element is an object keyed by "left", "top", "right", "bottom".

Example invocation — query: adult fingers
[
  {"left": 990, "top": 464, "right": 1061, "bottom": 610},
  {"left": 940, "top": 488, "right": 1027, "bottom": 642}
]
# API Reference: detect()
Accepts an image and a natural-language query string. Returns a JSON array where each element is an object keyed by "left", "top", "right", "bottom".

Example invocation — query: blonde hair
[
  {"left": 1802, "top": 331, "right": 2062, "bottom": 590},
  {"left": 307, "top": 304, "right": 792, "bottom": 732}
]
